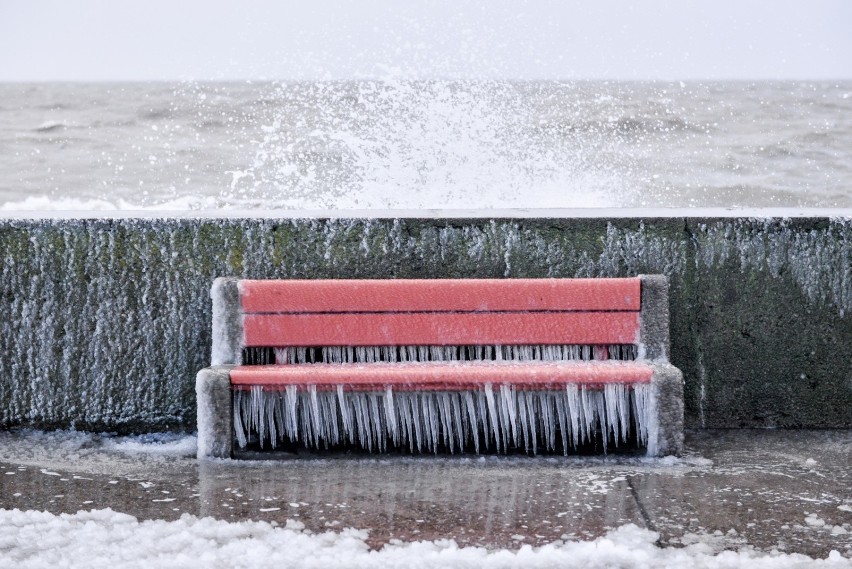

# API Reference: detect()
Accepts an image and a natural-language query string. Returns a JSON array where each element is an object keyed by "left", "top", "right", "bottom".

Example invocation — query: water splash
[{"left": 230, "top": 80, "right": 689, "bottom": 209}]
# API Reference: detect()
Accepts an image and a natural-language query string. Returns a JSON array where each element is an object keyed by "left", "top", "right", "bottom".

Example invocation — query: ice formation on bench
[
  {"left": 233, "top": 382, "right": 653, "bottom": 455},
  {"left": 267, "top": 344, "right": 638, "bottom": 365}
]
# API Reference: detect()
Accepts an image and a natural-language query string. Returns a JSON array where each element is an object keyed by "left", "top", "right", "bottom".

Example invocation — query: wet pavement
[{"left": 1, "top": 429, "right": 850, "bottom": 556}]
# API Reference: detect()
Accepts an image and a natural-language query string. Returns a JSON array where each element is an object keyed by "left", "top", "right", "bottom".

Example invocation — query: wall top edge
[{"left": 1, "top": 207, "right": 851, "bottom": 221}]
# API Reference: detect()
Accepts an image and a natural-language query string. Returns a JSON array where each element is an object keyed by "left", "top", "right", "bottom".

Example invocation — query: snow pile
[{"left": 1, "top": 509, "right": 849, "bottom": 569}]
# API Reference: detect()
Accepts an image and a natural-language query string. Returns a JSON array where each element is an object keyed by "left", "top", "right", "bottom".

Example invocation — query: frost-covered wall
[{"left": 0, "top": 216, "right": 849, "bottom": 431}]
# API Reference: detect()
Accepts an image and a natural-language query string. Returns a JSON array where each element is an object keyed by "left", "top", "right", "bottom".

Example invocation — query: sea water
[{"left": 0, "top": 80, "right": 850, "bottom": 210}]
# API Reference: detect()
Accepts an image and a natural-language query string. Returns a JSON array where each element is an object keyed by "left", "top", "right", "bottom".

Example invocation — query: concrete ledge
[
  {"left": 3, "top": 207, "right": 851, "bottom": 220},
  {"left": 1, "top": 213, "right": 849, "bottom": 432}
]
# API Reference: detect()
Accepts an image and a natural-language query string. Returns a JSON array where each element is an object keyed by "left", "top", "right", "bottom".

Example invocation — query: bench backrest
[
  {"left": 242, "top": 278, "right": 639, "bottom": 347},
  {"left": 210, "top": 276, "right": 670, "bottom": 365}
]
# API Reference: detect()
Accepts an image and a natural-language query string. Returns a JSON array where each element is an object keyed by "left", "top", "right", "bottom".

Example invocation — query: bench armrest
[{"left": 639, "top": 275, "right": 671, "bottom": 361}]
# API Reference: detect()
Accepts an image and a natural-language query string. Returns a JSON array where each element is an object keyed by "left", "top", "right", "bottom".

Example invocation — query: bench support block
[
  {"left": 196, "top": 366, "right": 233, "bottom": 459},
  {"left": 649, "top": 363, "right": 684, "bottom": 456}
]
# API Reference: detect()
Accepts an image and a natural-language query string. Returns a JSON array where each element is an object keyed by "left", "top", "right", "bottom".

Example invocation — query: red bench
[{"left": 196, "top": 277, "right": 683, "bottom": 458}]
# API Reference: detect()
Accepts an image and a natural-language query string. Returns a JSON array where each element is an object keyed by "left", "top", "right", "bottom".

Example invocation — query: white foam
[{"left": 0, "top": 195, "right": 219, "bottom": 212}]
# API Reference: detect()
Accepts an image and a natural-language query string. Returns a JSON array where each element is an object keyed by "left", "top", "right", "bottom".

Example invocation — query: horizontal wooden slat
[
  {"left": 239, "top": 278, "right": 641, "bottom": 313},
  {"left": 243, "top": 312, "right": 640, "bottom": 347},
  {"left": 230, "top": 361, "right": 653, "bottom": 390}
]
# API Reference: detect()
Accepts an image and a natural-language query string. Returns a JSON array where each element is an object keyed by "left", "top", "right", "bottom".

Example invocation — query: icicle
[
  {"left": 632, "top": 383, "right": 652, "bottom": 448},
  {"left": 449, "top": 392, "right": 465, "bottom": 452},
  {"left": 564, "top": 384, "right": 580, "bottom": 448},
  {"left": 475, "top": 389, "right": 490, "bottom": 451},
  {"left": 594, "top": 389, "right": 608, "bottom": 453},
  {"left": 359, "top": 393, "right": 374, "bottom": 451},
  {"left": 604, "top": 384, "right": 619, "bottom": 441},
  {"left": 462, "top": 391, "right": 479, "bottom": 453},
  {"left": 554, "top": 390, "right": 569, "bottom": 454},
  {"left": 427, "top": 394, "right": 440, "bottom": 453},
  {"left": 484, "top": 384, "right": 501, "bottom": 451},
  {"left": 285, "top": 385, "right": 298, "bottom": 440},
  {"left": 384, "top": 386, "right": 398, "bottom": 446},
  {"left": 249, "top": 386, "right": 263, "bottom": 447},
  {"left": 374, "top": 394, "right": 388, "bottom": 452},
  {"left": 233, "top": 390, "right": 248, "bottom": 448},
  {"left": 436, "top": 393, "right": 453, "bottom": 452},
  {"left": 397, "top": 392, "right": 414, "bottom": 451},
  {"left": 517, "top": 390, "right": 531, "bottom": 453},
  {"left": 265, "top": 391, "right": 278, "bottom": 448},
  {"left": 319, "top": 390, "right": 339, "bottom": 446},
  {"left": 579, "top": 386, "right": 595, "bottom": 445},
  {"left": 500, "top": 384, "right": 518, "bottom": 449},
  {"left": 537, "top": 392, "right": 553, "bottom": 451},
  {"left": 410, "top": 393, "right": 424, "bottom": 452}
]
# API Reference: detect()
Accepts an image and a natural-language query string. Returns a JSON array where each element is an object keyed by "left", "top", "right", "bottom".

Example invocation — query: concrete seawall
[{"left": 1, "top": 210, "right": 850, "bottom": 432}]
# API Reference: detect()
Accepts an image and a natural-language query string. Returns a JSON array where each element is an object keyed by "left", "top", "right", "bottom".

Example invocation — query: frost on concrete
[
  {"left": 1, "top": 509, "right": 850, "bottom": 568},
  {"left": 0, "top": 219, "right": 215, "bottom": 429},
  {"left": 596, "top": 222, "right": 687, "bottom": 279},
  {"left": 696, "top": 218, "right": 852, "bottom": 316}
]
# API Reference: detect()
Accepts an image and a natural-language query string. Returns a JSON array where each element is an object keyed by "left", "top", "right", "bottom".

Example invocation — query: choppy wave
[{"left": 0, "top": 81, "right": 850, "bottom": 210}]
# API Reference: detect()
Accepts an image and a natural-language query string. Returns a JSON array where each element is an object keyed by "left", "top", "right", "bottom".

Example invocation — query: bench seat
[{"left": 230, "top": 361, "right": 654, "bottom": 391}]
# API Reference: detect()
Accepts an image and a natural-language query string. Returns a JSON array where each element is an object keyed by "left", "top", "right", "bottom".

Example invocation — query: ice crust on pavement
[
  {"left": 101, "top": 433, "right": 197, "bottom": 456},
  {"left": 1, "top": 508, "right": 849, "bottom": 569}
]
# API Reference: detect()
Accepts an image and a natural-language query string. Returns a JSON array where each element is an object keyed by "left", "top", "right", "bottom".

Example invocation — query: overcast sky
[{"left": 1, "top": 0, "right": 850, "bottom": 81}]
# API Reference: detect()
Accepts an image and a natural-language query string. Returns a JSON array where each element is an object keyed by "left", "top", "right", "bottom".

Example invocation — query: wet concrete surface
[{"left": 1, "top": 429, "right": 850, "bottom": 556}]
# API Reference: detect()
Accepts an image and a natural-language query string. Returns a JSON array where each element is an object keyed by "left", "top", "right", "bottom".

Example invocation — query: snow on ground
[{"left": 1, "top": 509, "right": 849, "bottom": 569}]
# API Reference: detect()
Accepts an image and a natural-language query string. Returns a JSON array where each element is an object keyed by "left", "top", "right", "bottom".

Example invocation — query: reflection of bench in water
[{"left": 196, "top": 276, "right": 683, "bottom": 459}]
